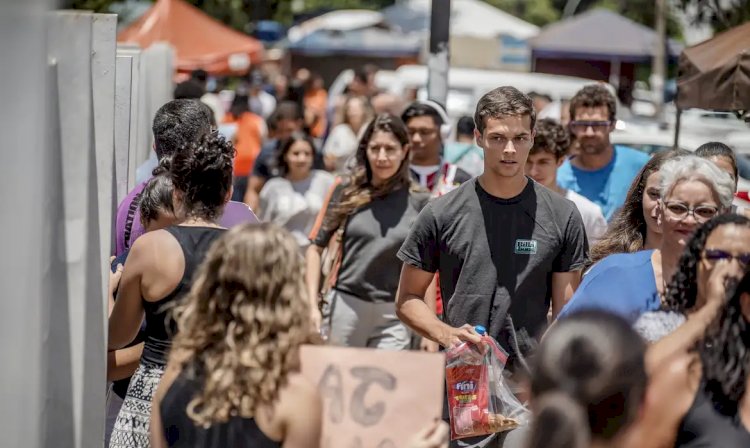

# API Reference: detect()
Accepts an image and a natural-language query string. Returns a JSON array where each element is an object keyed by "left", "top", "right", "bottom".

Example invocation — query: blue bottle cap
[{"left": 474, "top": 325, "right": 486, "bottom": 335}]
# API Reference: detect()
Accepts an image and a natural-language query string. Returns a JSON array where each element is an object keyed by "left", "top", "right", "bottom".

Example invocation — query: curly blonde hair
[{"left": 170, "top": 223, "right": 314, "bottom": 427}]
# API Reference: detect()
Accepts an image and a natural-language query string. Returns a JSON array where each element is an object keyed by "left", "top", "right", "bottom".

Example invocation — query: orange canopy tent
[{"left": 117, "top": 0, "right": 264, "bottom": 75}]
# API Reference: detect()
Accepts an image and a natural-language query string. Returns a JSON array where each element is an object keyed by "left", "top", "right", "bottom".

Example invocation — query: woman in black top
[
  {"left": 150, "top": 224, "right": 321, "bottom": 448},
  {"left": 108, "top": 133, "right": 234, "bottom": 448},
  {"left": 637, "top": 270, "right": 750, "bottom": 447},
  {"left": 306, "top": 113, "right": 431, "bottom": 349},
  {"left": 106, "top": 170, "right": 177, "bottom": 446}
]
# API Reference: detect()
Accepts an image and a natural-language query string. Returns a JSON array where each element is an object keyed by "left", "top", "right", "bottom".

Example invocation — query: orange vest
[{"left": 304, "top": 89, "right": 328, "bottom": 138}]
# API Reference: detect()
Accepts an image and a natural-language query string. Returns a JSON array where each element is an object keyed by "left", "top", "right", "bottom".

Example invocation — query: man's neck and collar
[
  {"left": 411, "top": 151, "right": 442, "bottom": 167},
  {"left": 572, "top": 144, "right": 616, "bottom": 171},
  {"left": 541, "top": 178, "right": 565, "bottom": 196},
  {"left": 478, "top": 172, "right": 529, "bottom": 200}
]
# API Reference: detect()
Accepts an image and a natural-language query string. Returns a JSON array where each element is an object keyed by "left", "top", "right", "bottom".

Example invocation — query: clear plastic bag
[{"left": 445, "top": 326, "right": 530, "bottom": 440}]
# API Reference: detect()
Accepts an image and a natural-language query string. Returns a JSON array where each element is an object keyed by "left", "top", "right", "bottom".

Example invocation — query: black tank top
[
  {"left": 676, "top": 384, "right": 750, "bottom": 447},
  {"left": 160, "top": 366, "right": 282, "bottom": 448},
  {"left": 141, "top": 226, "right": 226, "bottom": 365}
]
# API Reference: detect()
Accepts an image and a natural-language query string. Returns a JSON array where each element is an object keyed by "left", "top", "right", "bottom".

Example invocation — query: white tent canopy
[
  {"left": 382, "top": 0, "right": 539, "bottom": 39},
  {"left": 287, "top": 10, "right": 388, "bottom": 43}
]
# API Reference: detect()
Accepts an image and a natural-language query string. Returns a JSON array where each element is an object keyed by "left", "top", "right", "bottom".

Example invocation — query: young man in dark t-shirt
[{"left": 397, "top": 86, "right": 588, "bottom": 365}]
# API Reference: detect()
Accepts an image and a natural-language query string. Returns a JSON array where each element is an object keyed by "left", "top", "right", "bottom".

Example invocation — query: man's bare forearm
[{"left": 397, "top": 294, "right": 453, "bottom": 345}]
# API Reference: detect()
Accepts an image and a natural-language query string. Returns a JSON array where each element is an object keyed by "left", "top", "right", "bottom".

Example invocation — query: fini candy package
[{"left": 445, "top": 326, "right": 530, "bottom": 440}]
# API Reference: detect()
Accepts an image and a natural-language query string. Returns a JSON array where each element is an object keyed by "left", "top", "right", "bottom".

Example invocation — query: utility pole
[
  {"left": 427, "top": 0, "right": 450, "bottom": 107},
  {"left": 652, "top": 0, "right": 667, "bottom": 124}
]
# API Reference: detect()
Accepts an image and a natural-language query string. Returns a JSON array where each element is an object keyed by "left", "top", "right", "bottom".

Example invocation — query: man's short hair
[
  {"left": 267, "top": 101, "right": 303, "bottom": 131},
  {"left": 474, "top": 86, "right": 535, "bottom": 135},
  {"left": 456, "top": 116, "right": 475, "bottom": 137},
  {"left": 173, "top": 80, "right": 205, "bottom": 100},
  {"left": 530, "top": 118, "right": 571, "bottom": 160},
  {"left": 528, "top": 91, "right": 552, "bottom": 103},
  {"left": 152, "top": 99, "right": 212, "bottom": 160},
  {"left": 569, "top": 84, "right": 616, "bottom": 122},
  {"left": 401, "top": 102, "right": 445, "bottom": 127},
  {"left": 695, "top": 141, "right": 738, "bottom": 180},
  {"left": 191, "top": 69, "right": 208, "bottom": 83}
]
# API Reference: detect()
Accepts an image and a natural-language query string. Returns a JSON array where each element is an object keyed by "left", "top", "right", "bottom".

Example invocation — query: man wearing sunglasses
[{"left": 557, "top": 84, "right": 649, "bottom": 221}]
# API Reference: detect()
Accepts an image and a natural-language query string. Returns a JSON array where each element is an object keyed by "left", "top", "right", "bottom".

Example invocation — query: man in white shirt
[{"left": 526, "top": 118, "right": 608, "bottom": 244}]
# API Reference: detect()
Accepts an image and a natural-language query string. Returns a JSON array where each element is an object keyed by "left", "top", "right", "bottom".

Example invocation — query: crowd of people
[{"left": 104, "top": 64, "right": 750, "bottom": 448}]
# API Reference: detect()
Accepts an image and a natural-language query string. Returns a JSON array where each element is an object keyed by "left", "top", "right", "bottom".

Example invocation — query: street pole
[
  {"left": 427, "top": 0, "right": 450, "bottom": 107},
  {"left": 652, "top": 0, "right": 667, "bottom": 124}
]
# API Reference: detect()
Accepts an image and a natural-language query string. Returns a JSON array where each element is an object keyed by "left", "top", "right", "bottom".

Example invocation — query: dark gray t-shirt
[
  {"left": 312, "top": 185, "right": 430, "bottom": 303},
  {"left": 398, "top": 178, "right": 588, "bottom": 357}
]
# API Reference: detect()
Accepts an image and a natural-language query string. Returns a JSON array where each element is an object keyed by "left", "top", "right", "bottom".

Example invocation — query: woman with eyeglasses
[
  {"left": 557, "top": 156, "right": 736, "bottom": 328},
  {"left": 639, "top": 213, "right": 750, "bottom": 370},
  {"left": 589, "top": 148, "right": 689, "bottom": 266},
  {"left": 306, "top": 113, "right": 431, "bottom": 349},
  {"left": 627, "top": 270, "right": 750, "bottom": 447}
]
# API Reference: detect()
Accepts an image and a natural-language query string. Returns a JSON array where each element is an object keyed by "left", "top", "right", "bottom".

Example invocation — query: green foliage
[
  {"left": 70, "top": 0, "right": 120, "bottom": 11},
  {"left": 524, "top": 0, "right": 561, "bottom": 26},
  {"left": 485, "top": 0, "right": 560, "bottom": 27},
  {"left": 69, "top": 0, "right": 750, "bottom": 37},
  {"left": 188, "top": 0, "right": 252, "bottom": 31}
]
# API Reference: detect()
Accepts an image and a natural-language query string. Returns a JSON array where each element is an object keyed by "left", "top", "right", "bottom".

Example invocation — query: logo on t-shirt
[{"left": 514, "top": 239, "right": 537, "bottom": 255}]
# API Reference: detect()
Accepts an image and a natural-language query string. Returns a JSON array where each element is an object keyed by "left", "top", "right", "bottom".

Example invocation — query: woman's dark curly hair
[
  {"left": 168, "top": 132, "right": 236, "bottom": 221},
  {"left": 273, "top": 132, "right": 316, "bottom": 178},
  {"left": 589, "top": 149, "right": 689, "bottom": 265},
  {"left": 663, "top": 213, "right": 750, "bottom": 313},
  {"left": 700, "top": 271, "right": 750, "bottom": 415}
]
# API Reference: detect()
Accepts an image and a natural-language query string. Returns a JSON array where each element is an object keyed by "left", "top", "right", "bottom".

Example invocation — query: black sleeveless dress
[
  {"left": 159, "top": 366, "right": 282, "bottom": 448},
  {"left": 675, "top": 385, "right": 750, "bottom": 447},
  {"left": 109, "top": 226, "right": 226, "bottom": 448}
]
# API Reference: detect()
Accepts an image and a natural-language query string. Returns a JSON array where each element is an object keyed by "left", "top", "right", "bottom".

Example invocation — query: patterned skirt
[{"left": 108, "top": 360, "right": 165, "bottom": 448}]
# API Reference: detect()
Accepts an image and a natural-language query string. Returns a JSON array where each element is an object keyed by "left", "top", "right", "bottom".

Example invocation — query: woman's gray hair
[{"left": 660, "top": 155, "right": 735, "bottom": 209}]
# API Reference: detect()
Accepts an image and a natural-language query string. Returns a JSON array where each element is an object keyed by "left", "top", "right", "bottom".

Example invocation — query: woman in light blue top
[{"left": 558, "top": 155, "right": 736, "bottom": 326}]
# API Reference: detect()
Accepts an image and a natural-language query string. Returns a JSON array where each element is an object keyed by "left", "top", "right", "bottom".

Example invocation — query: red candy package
[{"left": 445, "top": 326, "right": 529, "bottom": 440}]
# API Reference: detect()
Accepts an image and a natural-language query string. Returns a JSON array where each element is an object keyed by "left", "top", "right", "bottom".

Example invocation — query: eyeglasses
[
  {"left": 569, "top": 121, "right": 611, "bottom": 132},
  {"left": 702, "top": 249, "right": 750, "bottom": 267},
  {"left": 662, "top": 201, "right": 719, "bottom": 222}
]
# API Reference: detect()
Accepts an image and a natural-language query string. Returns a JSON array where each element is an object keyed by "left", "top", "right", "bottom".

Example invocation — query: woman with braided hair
[{"left": 108, "top": 132, "right": 235, "bottom": 448}]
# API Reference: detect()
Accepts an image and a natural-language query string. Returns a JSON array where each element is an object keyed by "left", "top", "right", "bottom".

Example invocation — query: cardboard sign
[{"left": 300, "top": 346, "right": 445, "bottom": 448}]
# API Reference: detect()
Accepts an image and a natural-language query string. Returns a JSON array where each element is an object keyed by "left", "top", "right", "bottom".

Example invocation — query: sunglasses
[
  {"left": 703, "top": 249, "right": 750, "bottom": 267},
  {"left": 662, "top": 201, "right": 719, "bottom": 222},
  {"left": 569, "top": 121, "right": 611, "bottom": 132}
]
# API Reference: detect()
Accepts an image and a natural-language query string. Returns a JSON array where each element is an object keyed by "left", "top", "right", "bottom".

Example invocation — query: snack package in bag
[{"left": 445, "top": 325, "right": 530, "bottom": 440}]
